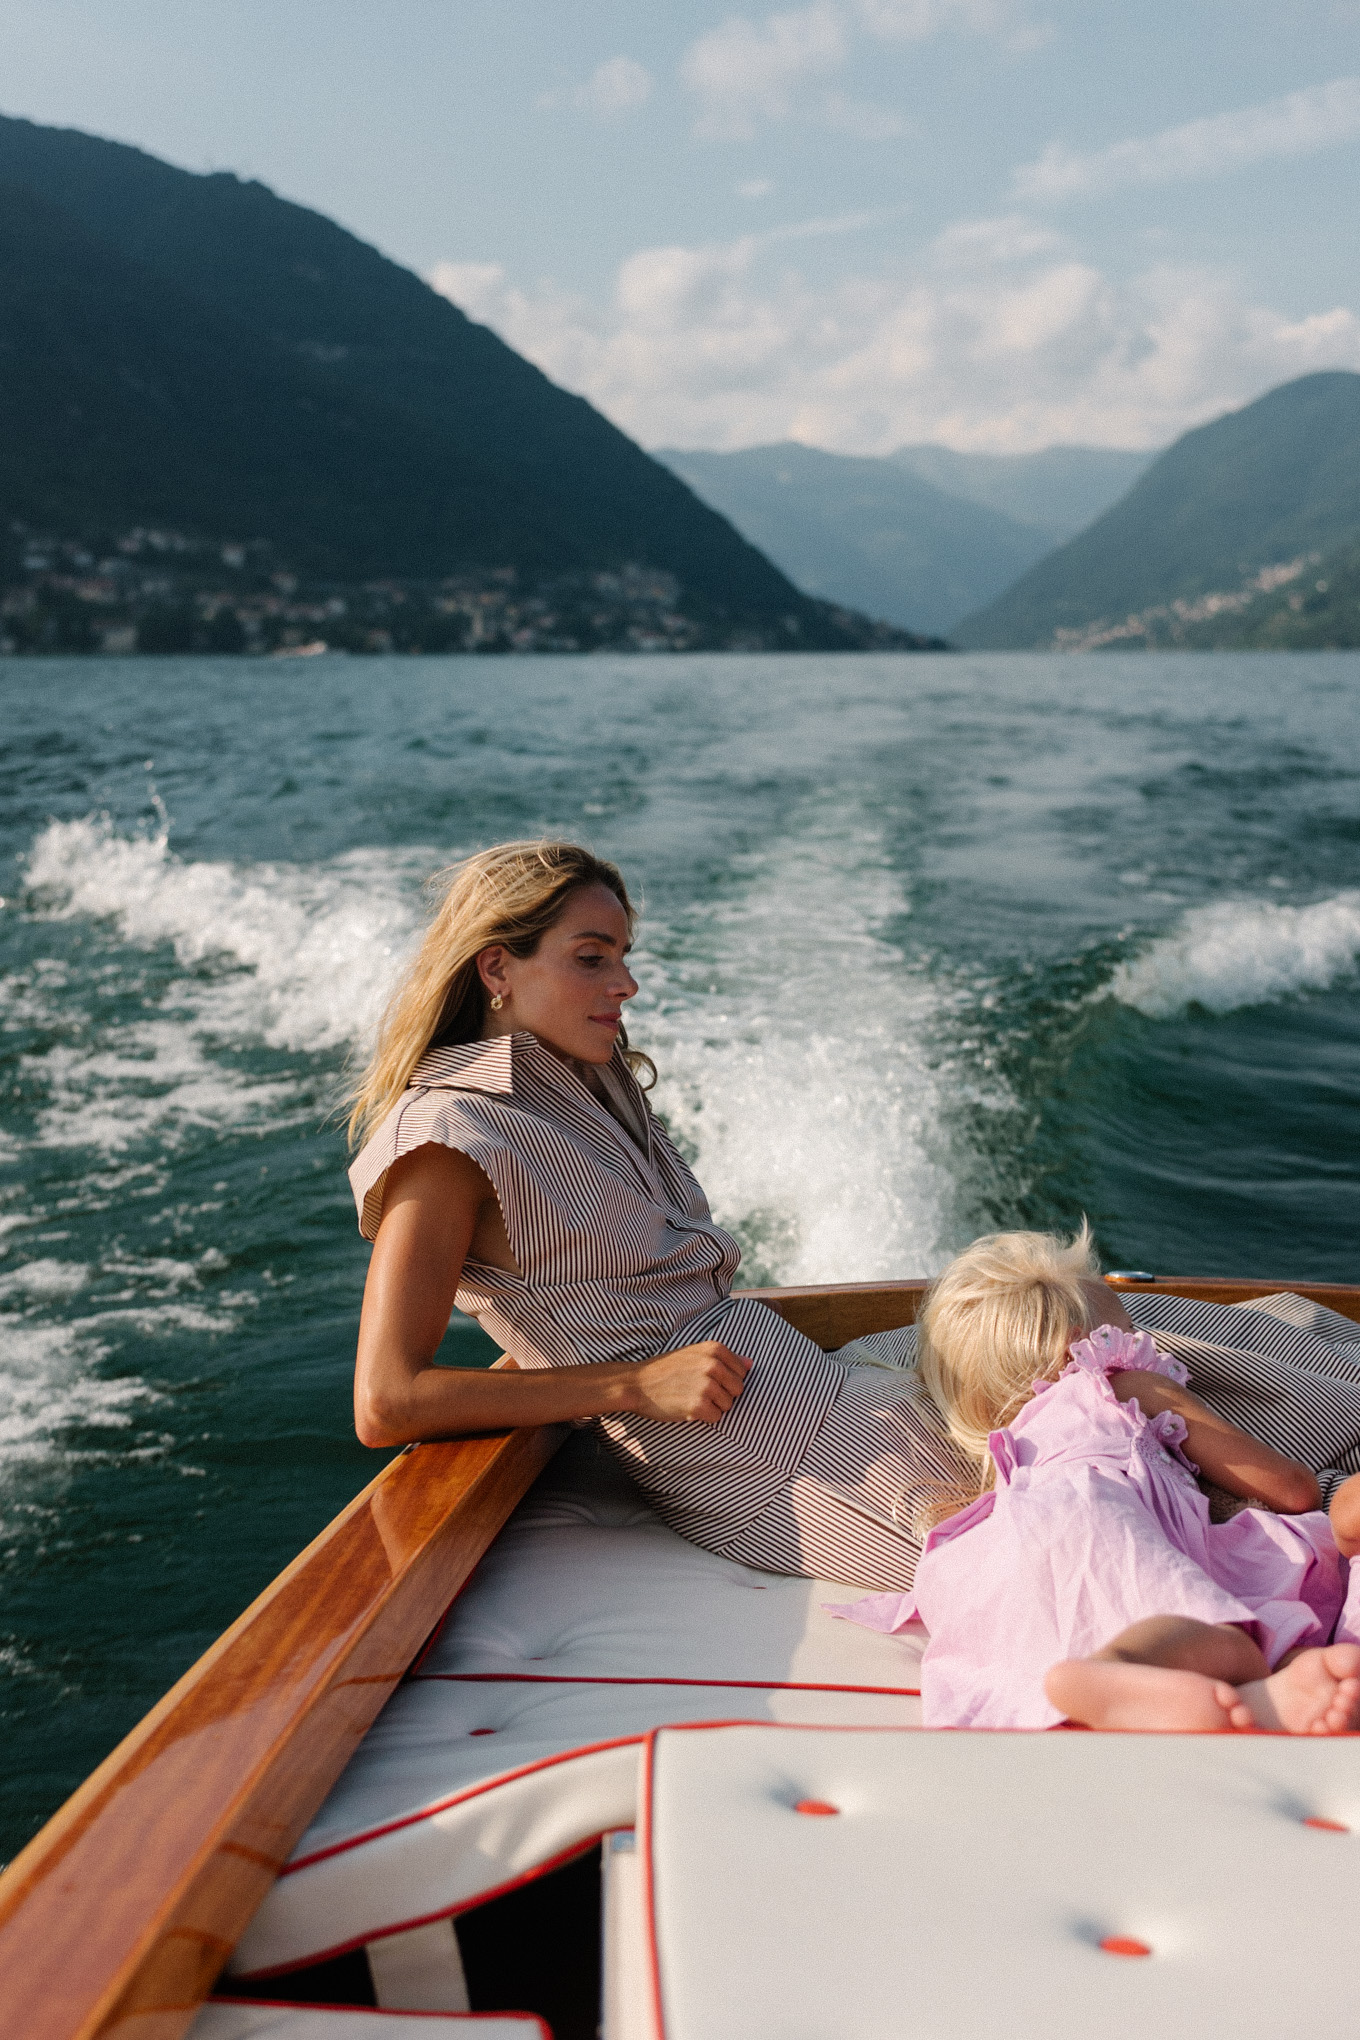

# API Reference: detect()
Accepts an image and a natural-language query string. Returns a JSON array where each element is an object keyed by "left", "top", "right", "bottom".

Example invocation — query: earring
[{"left": 489, "top": 992, "right": 505, "bottom": 1011}]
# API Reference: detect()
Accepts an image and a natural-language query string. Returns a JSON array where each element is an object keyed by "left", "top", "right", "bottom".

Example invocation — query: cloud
[
  {"left": 539, "top": 55, "right": 654, "bottom": 118},
  {"left": 681, "top": 5, "right": 847, "bottom": 139},
  {"left": 1015, "top": 75, "right": 1360, "bottom": 202},
  {"left": 736, "top": 176, "right": 776, "bottom": 197},
  {"left": 430, "top": 222, "right": 1360, "bottom": 456},
  {"left": 853, "top": 0, "right": 1050, "bottom": 49},
  {"left": 679, "top": 0, "right": 1042, "bottom": 138}
]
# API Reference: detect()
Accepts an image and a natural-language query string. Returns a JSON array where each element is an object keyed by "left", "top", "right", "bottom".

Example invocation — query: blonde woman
[
  {"left": 835, "top": 1228, "right": 1360, "bottom": 1733},
  {"left": 347, "top": 838, "right": 960, "bottom": 1591}
]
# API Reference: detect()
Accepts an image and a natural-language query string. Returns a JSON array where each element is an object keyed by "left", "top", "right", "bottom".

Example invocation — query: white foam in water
[
  {"left": 25, "top": 814, "right": 424, "bottom": 1055},
  {"left": 14, "top": 807, "right": 966, "bottom": 1342},
  {"left": 0, "top": 1318, "right": 158, "bottom": 1467},
  {"left": 1109, "top": 891, "right": 1360, "bottom": 1017},
  {"left": 640, "top": 814, "right": 961, "bottom": 1284}
]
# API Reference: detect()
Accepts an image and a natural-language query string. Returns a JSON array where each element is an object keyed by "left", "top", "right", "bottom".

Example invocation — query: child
[{"left": 832, "top": 1227, "right": 1360, "bottom": 1732}]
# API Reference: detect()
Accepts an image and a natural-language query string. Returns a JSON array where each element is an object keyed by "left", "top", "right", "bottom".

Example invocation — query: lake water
[{"left": 3, "top": 648, "right": 1360, "bottom": 1853}]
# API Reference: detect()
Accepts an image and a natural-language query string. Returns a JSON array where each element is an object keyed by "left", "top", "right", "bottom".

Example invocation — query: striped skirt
[{"left": 717, "top": 1290, "right": 1360, "bottom": 1595}]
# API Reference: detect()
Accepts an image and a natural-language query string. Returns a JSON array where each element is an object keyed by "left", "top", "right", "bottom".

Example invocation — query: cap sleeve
[{"left": 347, "top": 1087, "right": 519, "bottom": 1243}]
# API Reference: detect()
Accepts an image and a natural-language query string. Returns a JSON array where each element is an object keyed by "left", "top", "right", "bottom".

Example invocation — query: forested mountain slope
[
  {"left": 0, "top": 114, "right": 923, "bottom": 649},
  {"left": 955, "top": 373, "right": 1360, "bottom": 649}
]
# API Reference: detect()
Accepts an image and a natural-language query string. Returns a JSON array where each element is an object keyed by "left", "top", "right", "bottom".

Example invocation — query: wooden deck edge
[
  {"left": 740, "top": 1276, "right": 1360, "bottom": 1342},
  {"left": 0, "top": 1422, "right": 565, "bottom": 2040}
]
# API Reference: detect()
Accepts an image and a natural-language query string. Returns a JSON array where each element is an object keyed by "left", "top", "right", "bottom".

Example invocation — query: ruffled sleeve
[
  {"left": 1064, "top": 1321, "right": 1190, "bottom": 1386},
  {"left": 1059, "top": 1322, "right": 1196, "bottom": 1465}
]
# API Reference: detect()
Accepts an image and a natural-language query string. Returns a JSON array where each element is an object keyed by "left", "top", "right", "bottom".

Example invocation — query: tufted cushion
[
  {"left": 643, "top": 1722, "right": 1360, "bottom": 2040},
  {"left": 230, "top": 1435, "right": 923, "bottom": 1977}
]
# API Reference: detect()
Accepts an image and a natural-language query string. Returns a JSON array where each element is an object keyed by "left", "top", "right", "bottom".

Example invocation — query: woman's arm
[
  {"left": 353, "top": 1144, "right": 751, "bottom": 1447},
  {"left": 1109, "top": 1368, "right": 1321, "bottom": 1514}
]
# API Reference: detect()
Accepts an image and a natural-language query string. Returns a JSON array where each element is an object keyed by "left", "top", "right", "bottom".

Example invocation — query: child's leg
[
  {"left": 1045, "top": 1616, "right": 1360, "bottom": 1733},
  {"left": 1330, "top": 1472, "right": 1360, "bottom": 1558}
]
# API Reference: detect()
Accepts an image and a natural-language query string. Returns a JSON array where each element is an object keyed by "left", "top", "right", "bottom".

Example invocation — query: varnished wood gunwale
[
  {"left": 4, "top": 1272, "right": 1360, "bottom": 2040},
  {"left": 743, "top": 1275, "right": 1360, "bottom": 1345},
  {"left": 0, "top": 1422, "right": 565, "bottom": 2040}
]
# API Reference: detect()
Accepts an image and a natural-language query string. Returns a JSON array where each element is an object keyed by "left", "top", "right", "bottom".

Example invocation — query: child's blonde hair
[{"left": 916, "top": 1224, "right": 1099, "bottom": 1520}]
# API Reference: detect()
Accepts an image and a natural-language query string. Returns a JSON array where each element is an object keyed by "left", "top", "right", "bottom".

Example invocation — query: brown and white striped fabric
[
  {"left": 350, "top": 1034, "right": 1360, "bottom": 1592},
  {"left": 350, "top": 1034, "right": 849, "bottom": 1552}
]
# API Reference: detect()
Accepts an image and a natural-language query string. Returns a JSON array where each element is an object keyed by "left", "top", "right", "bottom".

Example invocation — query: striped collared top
[{"left": 348, "top": 1032, "right": 846, "bottom": 1543}]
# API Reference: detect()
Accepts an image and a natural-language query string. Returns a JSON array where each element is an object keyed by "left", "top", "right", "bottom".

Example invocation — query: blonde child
[{"left": 835, "top": 1227, "right": 1360, "bottom": 1732}]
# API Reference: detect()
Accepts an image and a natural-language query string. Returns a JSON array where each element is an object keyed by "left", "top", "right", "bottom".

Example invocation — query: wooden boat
[{"left": 4, "top": 1273, "right": 1360, "bottom": 2040}]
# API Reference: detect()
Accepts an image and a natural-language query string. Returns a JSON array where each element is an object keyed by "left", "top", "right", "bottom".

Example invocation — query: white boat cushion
[
  {"left": 644, "top": 1722, "right": 1360, "bottom": 2040},
  {"left": 195, "top": 2008, "right": 545, "bottom": 2039},
  {"left": 230, "top": 1434, "right": 923, "bottom": 1977}
]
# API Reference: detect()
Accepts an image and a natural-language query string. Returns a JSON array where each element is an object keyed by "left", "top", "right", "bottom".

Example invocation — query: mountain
[
  {"left": 1168, "top": 536, "right": 1360, "bottom": 650},
  {"left": 890, "top": 445, "right": 1154, "bottom": 546},
  {"left": 955, "top": 373, "right": 1360, "bottom": 650},
  {"left": 656, "top": 442, "right": 1052, "bottom": 636},
  {"left": 0, "top": 114, "right": 925, "bottom": 652}
]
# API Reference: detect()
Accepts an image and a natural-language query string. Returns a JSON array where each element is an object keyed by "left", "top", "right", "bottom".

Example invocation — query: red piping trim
[
  {"left": 233, "top": 1837, "right": 609, "bottom": 1981},
  {"left": 411, "top": 1672, "right": 925, "bottom": 1705},
  {"left": 283, "top": 1736, "right": 645, "bottom": 1872},
  {"left": 413, "top": 1673, "right": 920, "bottom": 1696},
  {"left": 213, "top": 2004, "right": 549, "bottom": 2032}
]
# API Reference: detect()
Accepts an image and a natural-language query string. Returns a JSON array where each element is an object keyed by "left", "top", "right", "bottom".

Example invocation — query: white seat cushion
[
  {"left": 230, "top": 1436, "right": 923, "bottom": 1977},
  {"left": 644, "top": 1722, "right": 1360, "bottom": 2040}
]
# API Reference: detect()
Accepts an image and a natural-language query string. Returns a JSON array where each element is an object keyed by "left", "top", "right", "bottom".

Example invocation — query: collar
[
  {"left": 407, "top": 1030, "right": 634, "bottom": 1101},
  {"left": 408, "top": 1033, "right": 518, "bottom": 1094}
]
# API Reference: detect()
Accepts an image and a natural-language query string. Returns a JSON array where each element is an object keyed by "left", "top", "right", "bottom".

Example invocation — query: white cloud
[
  {"left": 430, "top": 224, "right": 1360, "bottom": 456},
  {"left": 737, "top": 176, "right": 776, "bottom": 196},
  {"left": 678, "top": 0, "right": 1041, "bottom": 138},
  {"left": 572, "top": 55, "right": 654, "bottom": 118},
  {"left": 854, "top": 0, "right": 1050, "bottom": 49},
  {"left": 1015, "top": 75, "right": 1360, "bottom": 202},
  {"left": 681, "top": 5, "right": 847, "bottom": 139}
]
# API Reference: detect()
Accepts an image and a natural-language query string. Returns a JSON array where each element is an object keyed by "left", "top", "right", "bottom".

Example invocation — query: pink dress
[{"left": 829, "top": 1325, "right": 1357, "bottom": 1729}]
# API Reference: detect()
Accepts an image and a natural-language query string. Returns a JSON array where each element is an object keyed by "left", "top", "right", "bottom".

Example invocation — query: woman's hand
[{"left": 627, "top": 1342, "right": 752, "bottom": 1425}]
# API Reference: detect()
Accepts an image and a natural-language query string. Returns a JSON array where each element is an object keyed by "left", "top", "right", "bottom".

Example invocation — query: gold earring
[{"left": 489, "top": 992, "right": 505, "bottom": 1011}]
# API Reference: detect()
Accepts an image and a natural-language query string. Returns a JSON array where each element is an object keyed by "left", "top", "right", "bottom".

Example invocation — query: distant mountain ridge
[
  {"left": 890, "top": 445, "right": 1153, "bottom": 545},
  {"left": 0, "top": 113, "right": 928, "bottom": 652},
  {"left": 658, "top": 443, "right": 1053, "bottom": 635},
  {"left": 956, "top": 372, "right": 1360, "bottom": 649},
  {"left": 658, "top": 441, "right": 1154, "bottom": 636}
]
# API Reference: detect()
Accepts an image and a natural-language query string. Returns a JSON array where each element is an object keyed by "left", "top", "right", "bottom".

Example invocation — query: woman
[
  {"left": 349, "top": 839, "right": 1360, "bottom": 1594},
  {"left": 349, "top": 838, "right": 951, "bottom": 1590}
]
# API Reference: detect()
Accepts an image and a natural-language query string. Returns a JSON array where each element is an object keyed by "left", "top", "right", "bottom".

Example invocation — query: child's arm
[{"left": 1108, "top": 1368, "right": 1321, "bottom": 1514}]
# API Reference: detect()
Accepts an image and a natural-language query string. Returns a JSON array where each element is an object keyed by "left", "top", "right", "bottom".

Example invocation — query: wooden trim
[
  {"left": 1101, "top": 1276, "right": 1360, "bottom": 1322},
  {"left": 739, "top": 1280, "right": 928, "bottom": 1346},
  {"left": 4, "top": 1269, "right": 1359, "bottom": 2040},
  {"left": 0, "top": 1423, "right": 565, "bottom": 2040},
  {"left": 740, "top": 1276, "right": 1360, "bottom": 1343}
]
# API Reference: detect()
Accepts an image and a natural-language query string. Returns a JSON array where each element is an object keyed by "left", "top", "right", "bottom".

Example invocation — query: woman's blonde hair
[
  {"left": 347, "top": 839, "right": 651, "bottom": 1145},
  {"left": 916, "top": 1224, "right": 1099, "bottom": 1520}
]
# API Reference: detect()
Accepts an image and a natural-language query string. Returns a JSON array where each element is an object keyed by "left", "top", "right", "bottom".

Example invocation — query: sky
[{"left": 3, "top": 0, "right": 1360, "bottom": 453}]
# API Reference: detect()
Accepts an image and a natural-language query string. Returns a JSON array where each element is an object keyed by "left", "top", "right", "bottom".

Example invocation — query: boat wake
[
  {"left": 636, "top": 805, "right": 975, "bottom": 1285},
  {"left": 1107, "top": 890, "right": 1360, "bottom": 1017}
]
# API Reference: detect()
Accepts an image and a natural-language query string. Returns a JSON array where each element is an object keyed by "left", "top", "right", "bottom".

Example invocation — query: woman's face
[{"left": 477, "top": 883, "right": 639, "bottom": 1065}]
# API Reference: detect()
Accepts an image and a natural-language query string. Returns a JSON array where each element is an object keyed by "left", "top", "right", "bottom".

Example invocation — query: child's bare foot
[
  {"left": 1045, "top": 1657, "right": 1241, "bottom": 1731},
  {"left": 1236, "top": 1645, "right": 1360, "bottom": 1734}
]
